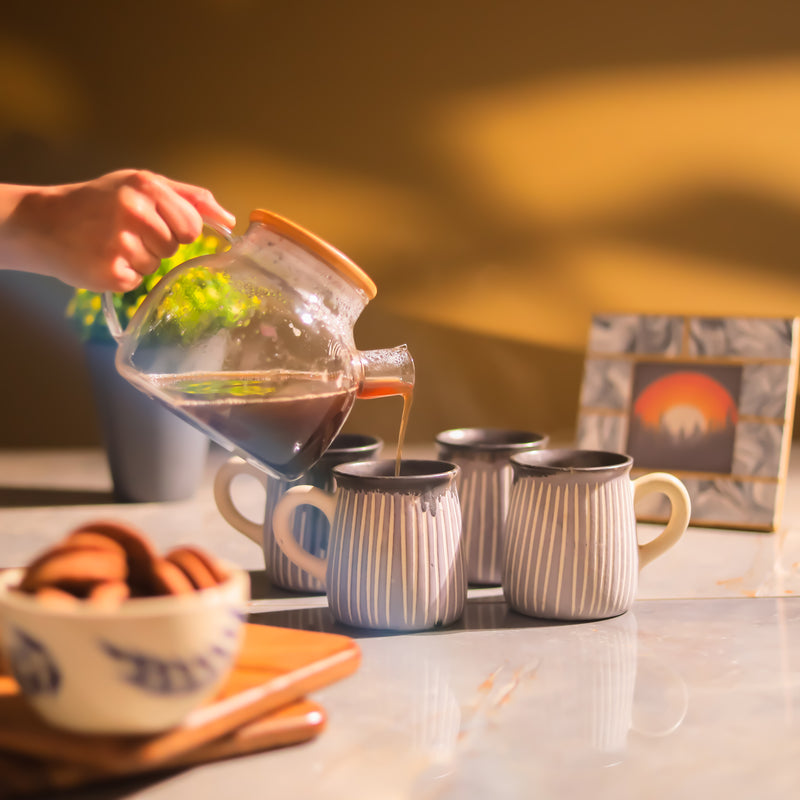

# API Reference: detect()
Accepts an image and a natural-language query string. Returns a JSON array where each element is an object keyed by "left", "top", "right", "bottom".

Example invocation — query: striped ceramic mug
[
  {"left": 214, "top": 434, "right": 382, "bottom": 593},
  {"left": 436, "top": 428, "right": 549, "bottom": 585},
  {"left": 272, "top": 460, "right": 467, "bottom": 631},
  {"left": 503, "top": 450, "right": 691, "bottom": 621}
]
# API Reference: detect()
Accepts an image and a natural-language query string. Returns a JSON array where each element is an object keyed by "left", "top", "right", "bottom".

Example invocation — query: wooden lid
[{"left": 249, "top": 209, "right": 377, "bottom": 300}]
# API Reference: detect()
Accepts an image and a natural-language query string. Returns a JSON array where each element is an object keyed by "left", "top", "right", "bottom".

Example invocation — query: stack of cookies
[{"left": 13, "top": 520, "right": 231, "bottom": 610}]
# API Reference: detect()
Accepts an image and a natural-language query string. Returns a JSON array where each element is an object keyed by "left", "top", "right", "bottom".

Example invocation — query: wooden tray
[
  {"left": 0, "top": 699, "right": 325, "bottom": 798},
  {"left": 0, "top": 622, "right": 359, "bottom": 778}
]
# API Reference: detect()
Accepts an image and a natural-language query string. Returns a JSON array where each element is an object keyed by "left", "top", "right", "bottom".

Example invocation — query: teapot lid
[{"left": 250, "top": 209, "right": 377, "bottom": 300}]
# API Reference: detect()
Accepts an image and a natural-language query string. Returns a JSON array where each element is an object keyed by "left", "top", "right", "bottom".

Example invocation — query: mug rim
[
  {"left": 326, "top": 433, "right": 383, "bottom": 455},
  {"left": 435, "top": 427, "right": 548, "bottom": 452},
  {"left": 510, "top": 448, "right": 633, "bottom": 473},
  {"left": 332, "top": 459, "right": 459, "bottom": 491}
]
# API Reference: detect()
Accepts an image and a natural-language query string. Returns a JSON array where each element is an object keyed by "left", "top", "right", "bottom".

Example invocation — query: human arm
[{"left": 0, "top": 169, "right": 236, "bottom": 292}]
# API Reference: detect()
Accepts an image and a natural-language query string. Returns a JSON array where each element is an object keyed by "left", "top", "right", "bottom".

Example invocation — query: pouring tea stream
[{"left": 101, "top": 209, "right": 414, "bottom": 479}]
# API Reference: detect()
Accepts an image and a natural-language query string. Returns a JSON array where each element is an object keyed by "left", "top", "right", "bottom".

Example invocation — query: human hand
[{"left": 1, "top": 169, "right": 236, "bottom": 292}]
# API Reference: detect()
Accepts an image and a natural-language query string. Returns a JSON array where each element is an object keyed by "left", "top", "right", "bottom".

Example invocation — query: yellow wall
[{"left": 1, "top": 1, "right": 799, "bottom": 448}]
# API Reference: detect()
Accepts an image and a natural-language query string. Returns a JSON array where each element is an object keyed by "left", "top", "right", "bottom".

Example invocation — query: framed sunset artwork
[{"left": 576, "top": 314, "right": 800, "bottom": 531}]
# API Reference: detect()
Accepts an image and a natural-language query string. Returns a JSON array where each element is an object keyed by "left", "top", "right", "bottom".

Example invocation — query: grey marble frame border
[{"left": 576, "top": 314, "right": 800, "bottom": 531}]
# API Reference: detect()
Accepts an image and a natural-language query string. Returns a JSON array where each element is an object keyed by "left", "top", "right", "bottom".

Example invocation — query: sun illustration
[{"left": 633, "top": 371, "right": 738, "bottom": 438}]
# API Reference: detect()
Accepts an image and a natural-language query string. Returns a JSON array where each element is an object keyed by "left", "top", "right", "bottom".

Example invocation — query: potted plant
[{"left": 66, "top": 234, "right": 225, "bottom": 503}]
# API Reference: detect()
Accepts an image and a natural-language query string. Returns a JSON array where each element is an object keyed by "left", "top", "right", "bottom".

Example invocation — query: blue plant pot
[{"left": 84, "top": 341, "right": 210, "bottom": 503}]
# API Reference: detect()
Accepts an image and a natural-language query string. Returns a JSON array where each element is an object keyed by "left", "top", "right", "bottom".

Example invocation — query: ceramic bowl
[{"left": 0, "top": 566, "right": 249, "bottom": 734}]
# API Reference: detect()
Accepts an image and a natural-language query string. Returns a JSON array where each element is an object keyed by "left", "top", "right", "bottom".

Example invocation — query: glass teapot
[{"left": 102, "top": 209, "right": 414, "bottom": 480}]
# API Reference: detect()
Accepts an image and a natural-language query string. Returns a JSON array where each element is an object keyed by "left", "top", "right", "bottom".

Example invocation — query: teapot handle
[
  {"left": 101, "top": 218, "right": 234, "bottom": 342},
  {"left": 101, "top": 292, "right": 125, "bottom": 342}
]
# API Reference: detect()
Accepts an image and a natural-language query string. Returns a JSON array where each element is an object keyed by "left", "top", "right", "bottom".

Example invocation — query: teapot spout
[{"left": 357, "top": 345, "right": 415, "bottom": 399}]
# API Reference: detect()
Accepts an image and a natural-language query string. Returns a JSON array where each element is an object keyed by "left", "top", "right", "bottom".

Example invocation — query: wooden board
[
  {"left": 0, "top": 622, "right": 359, "bottom": 774},
  {"left": 0, "top": 699, "right": 325, "bottom": 798}
]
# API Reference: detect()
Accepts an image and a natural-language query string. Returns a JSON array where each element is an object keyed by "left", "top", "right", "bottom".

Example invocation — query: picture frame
[{"left": 576, "top": 314, "right": 800, "bottom": 531}]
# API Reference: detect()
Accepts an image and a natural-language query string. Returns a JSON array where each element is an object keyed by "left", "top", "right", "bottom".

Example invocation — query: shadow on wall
[
  {"left": 2, "top": 1, "right": 800, "bottom": 446},
  {"left": 0, "top": 271, "right": 99, "bottom": 448},
  {"left": 0, "top": 270, "right": 795, "bottom": 449},
  {"left": 581, "top": 182, "right": 800, "bottom": 278}
]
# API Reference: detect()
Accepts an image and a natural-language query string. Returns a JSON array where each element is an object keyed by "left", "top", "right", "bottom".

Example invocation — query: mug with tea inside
[{"left": 271, "top": 460, "right": 467, "bottom": 631}]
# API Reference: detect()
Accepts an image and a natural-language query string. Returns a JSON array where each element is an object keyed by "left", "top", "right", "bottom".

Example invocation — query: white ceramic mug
[
  {"left": 214, "top": 434, "right": 382, "bottom": 593},
  {"left": 435, "top": 427, "right": 548, "bottom": 585},
  {"left": 272, "top": 459, "right": 466, "bottom": 631},
  {"left": 503, "top": 449, "right": 690, "bottom": 621}
]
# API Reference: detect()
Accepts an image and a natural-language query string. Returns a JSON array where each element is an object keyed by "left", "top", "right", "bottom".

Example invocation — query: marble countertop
[{"left": 1, "top": 445, "right": 799, "bottom": 798}]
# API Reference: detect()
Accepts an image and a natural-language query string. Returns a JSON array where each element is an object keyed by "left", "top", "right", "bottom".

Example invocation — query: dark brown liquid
[
  {"left": 358, "top": 376, "right": 414, "bottom": 475},
  {"left": 149, "top": 371, "right": 356, "bottom": 479}
]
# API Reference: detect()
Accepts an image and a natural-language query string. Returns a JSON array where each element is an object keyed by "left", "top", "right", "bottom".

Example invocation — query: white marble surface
[{"left": 1, "top": 445, "right": 800, "bottom": 798}]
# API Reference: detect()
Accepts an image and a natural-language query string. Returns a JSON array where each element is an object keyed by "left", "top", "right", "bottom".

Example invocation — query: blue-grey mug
[
  {"left": 436, "top": 428, "right": 548, "bottom": 585},
  {"left": 503, "top": 449, "right": 690, "bottom": 621},
  {"left": 272, "top": 459, "right": 467, "bottom": 630},
  {"left": 214, "top": 433, "right": 382, "bottom": 593}
]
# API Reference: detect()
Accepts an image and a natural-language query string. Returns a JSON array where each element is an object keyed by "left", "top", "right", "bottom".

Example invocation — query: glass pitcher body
[{"left": 105, "top": 210, "right": 413, "bottom": 479}]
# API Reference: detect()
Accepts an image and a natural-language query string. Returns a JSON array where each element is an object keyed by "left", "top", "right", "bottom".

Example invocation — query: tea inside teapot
[{"left": 149, "top": 370, "right": 356, "bottom": 478}]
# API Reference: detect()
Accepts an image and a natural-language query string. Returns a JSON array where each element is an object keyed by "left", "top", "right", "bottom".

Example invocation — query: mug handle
[
  {"left": 272, "top": 485, "right": 336, "bottom": 586},
  {"left": 213, "top": 457, "right": 266, "bottom": 547},
  {"left": 632, "top": 472, "right": 692, "bottom": 569}
]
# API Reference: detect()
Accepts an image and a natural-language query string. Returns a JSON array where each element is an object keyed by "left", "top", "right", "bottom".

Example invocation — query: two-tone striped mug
[
  {"left": 213, "top": 434, "right": 382, "bottom": 593},
  {"left": 272, "top": 460, "right": 467, "bottom": 631},
  {"left": 503, "top": 450, "right": 691, "bottom": 621},
  {"left": 436, "top": 428, "right": 548, "bottom": 585}
]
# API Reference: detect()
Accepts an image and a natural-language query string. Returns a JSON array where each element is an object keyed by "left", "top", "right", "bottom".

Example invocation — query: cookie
[
  {"left": 19, "top": 544, "right": 128, "bottom": 595},
  {"left": 20, "top": 523, "right": 232, "bottom": 606},
  {"left": 86, "top": 580, "right": 131, "bottom": 609},
  {"left": 166, "top": 547, "right": 228, "bottom": 590},
  {"left": 150, "top": 558, "right": 196, "bottom": 596},
  {"left": 67, "top": 520, "right": 158, "bottom": 596},
  {"left": 66, "top": 531, "right": 128, "bottom": 558},
  {"left": 173, "top": 545, "right": 229, "bottom": 583},
  {"left": 33, "top": 586, "right": 81, "bottom": 610}
]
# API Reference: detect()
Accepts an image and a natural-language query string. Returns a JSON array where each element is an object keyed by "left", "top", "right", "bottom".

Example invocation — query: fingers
[
  {"left": 116, "top": 180, "right": 179, "bottom": 261},
  {"left": 52, "top": 169, "right": 235, "bottom": 292},
  {"left": 109, "top": 254, "right": 144, "bottom": 293},
  {"left": 138, "top": 174, "right": 205, "bottom": 245},
  {"left": 104, "top": 169, "right": 235, "bottom": 292},
  {"left": 119, "top": 170, "right": 235, "bottom": 253},
  {"left": 164, "top": 176, "right": 236, "bottom": 231},
  {"left": 117, "top": 229, "right": 162, "bottom": 278}
]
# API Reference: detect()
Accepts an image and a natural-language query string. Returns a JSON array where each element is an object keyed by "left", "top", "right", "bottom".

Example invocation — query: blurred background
[{"left": 1, "top": 0, "right": 799, "bottom": 450}]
